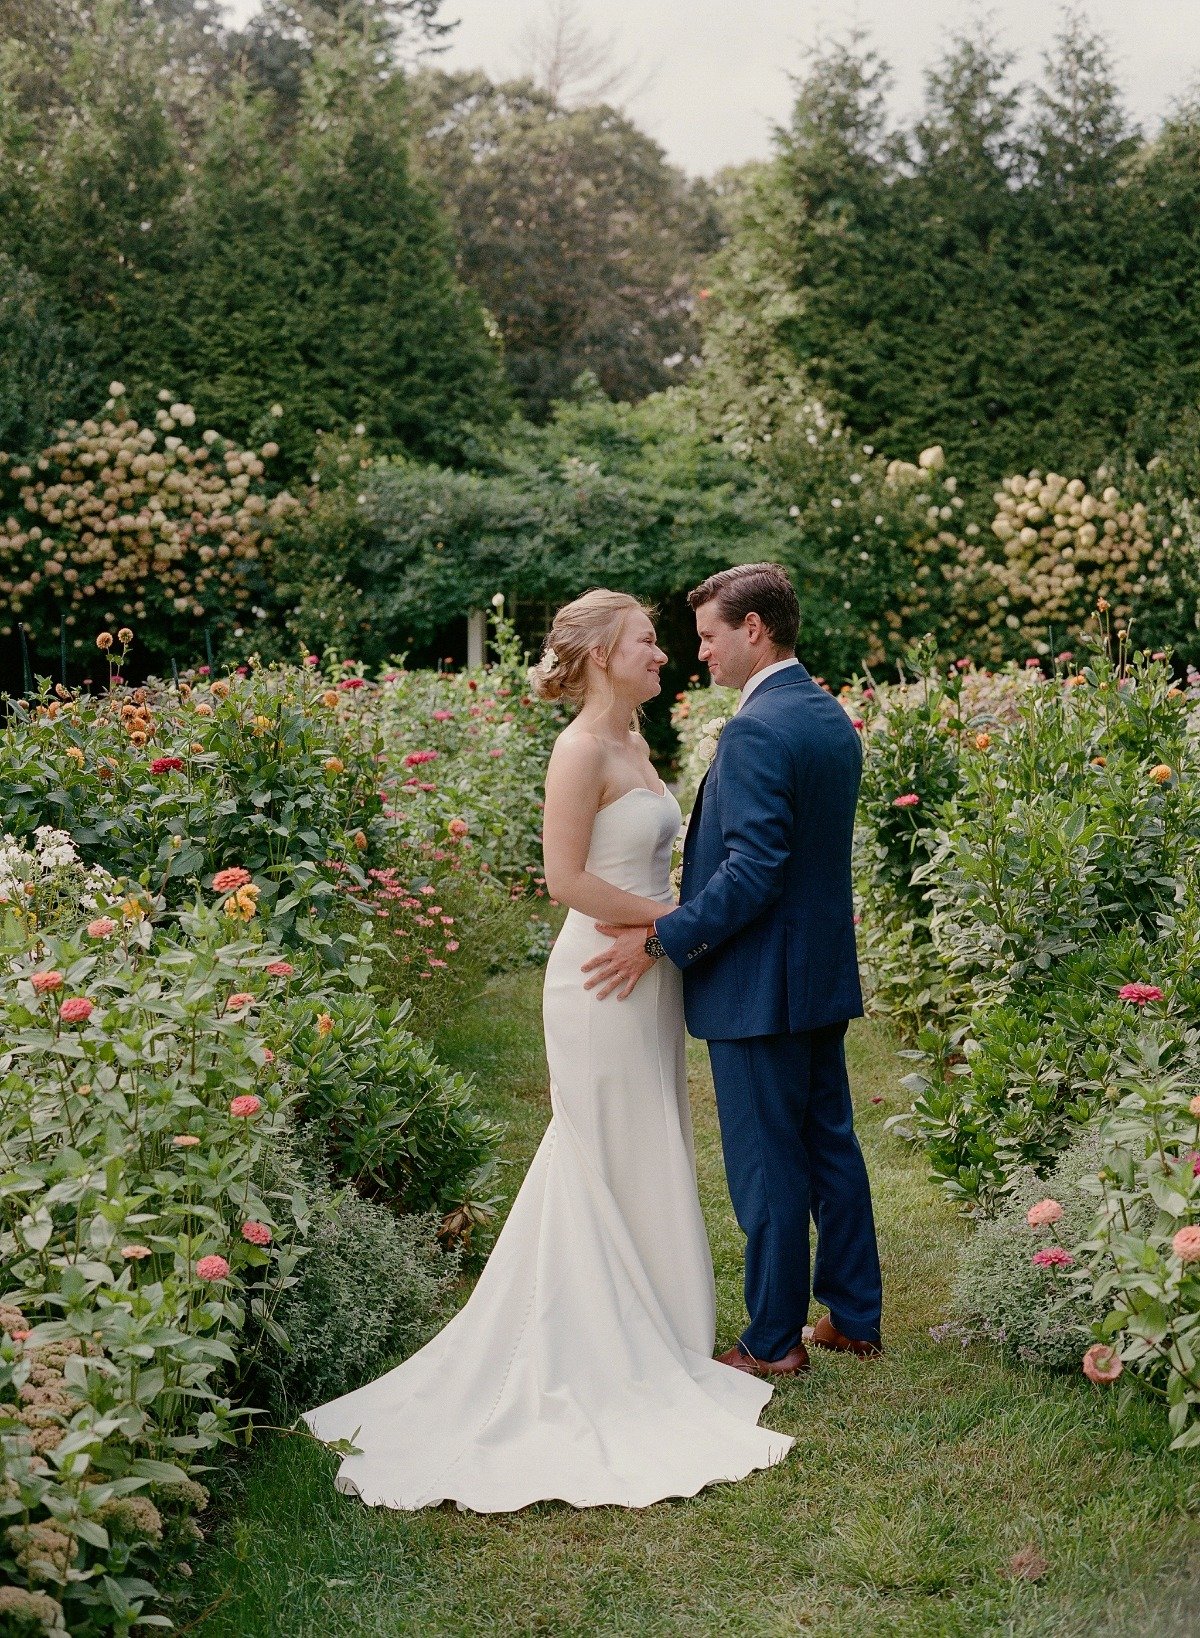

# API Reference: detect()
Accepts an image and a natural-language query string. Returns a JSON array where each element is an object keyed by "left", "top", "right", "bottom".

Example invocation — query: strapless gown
[{"left": 303, "top": 785, "right": 793, "bottom": 1511}]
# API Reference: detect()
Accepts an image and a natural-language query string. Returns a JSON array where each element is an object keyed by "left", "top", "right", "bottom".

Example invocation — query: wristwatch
[{"left": 644, "top": 925, "right": 666, "bottom": 961}]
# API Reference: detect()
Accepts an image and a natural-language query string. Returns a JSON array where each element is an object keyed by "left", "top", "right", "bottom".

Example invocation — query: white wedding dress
[{"left": 303, "top": 785, "right": 793, "bottom": 1511}]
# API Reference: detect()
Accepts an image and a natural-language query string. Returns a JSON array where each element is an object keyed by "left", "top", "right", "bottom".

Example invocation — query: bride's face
[{"left": 596, "top": 611, "right": 668, "bottom": 705}]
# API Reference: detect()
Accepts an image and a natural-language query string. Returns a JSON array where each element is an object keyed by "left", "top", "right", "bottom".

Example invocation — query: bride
[{"left": 304, "top": 589, "right": 792, "bottom": 1511}]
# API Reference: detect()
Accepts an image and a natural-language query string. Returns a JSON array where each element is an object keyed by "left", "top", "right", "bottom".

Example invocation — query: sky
[{"left": 221, "top": 1, "right": 1200, "bottom": 176}]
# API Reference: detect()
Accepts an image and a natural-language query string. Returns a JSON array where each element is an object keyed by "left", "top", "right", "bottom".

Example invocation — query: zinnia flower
[
  {"left": 893, "top": 793, "right": 920, "bottom": 808},
  {"left": 1117, "top": 982, "right": 1164, "bottom": 1006},
  {"left": 852, "top": 719, "right": 865, "bottom": 731},
  {"left": 195, "top": 1255, "right": 230, "bottom": 1282},
  {"left": 117, "top": 627, "right": 133, "bottom": 645},
  {"left": 1150, "top": 764, "right": 1174, "bottom": 784},
  {"left": 59, "top": 996, "right": 94, "bottom": 1023},
  {"left": 87, "top": 917, "right": 116, "bottom": 938},
  {"left": 1172, "top": 1225, "right": 1200, "bottom": 1262},
  {"left": 30, "top": 971, "right": 64, "bottom": 994},
  {"left": 1032, "top": 1247, "right": 1074, "bottom": 1269},
  {"left": 121, "top": 1245, "right": 153, "bottom": 1260},
  {"left": 212, "top": 867, "right": 251, "bottom": 894},
  {"left": 149, "top": 756, "right": 184, "bottom": 775},
  {"left": 172, "top": 1135, "right": 201, "bottom": 1148},
  {"left": 229, "top": 1094, "right": 261, "bottom": 1118},
  {"left": 1026, "top": 1199, "right": 1063, "bottom": 1228},
  {"left": 96, "top": 632, "right": 114, "bottom": 650},
  {"left": 316, "top": 1012, "right": 333, "bottom": 1036},
  {"left": 241, "top": 1220, "right": 272, "bottom": 1246},
  {"left": 323, "top": 757, "right": 344, "bottom": 774},
  {"left": 448, "top": 818, "right": 469, "bottom": 839},
  {"left": 260, "top": 1047, "right": 275, "bottom": 1063},
  {"left": 264, "top": 961, "right": 294, "bottom": 977},
  {"left": 974, "top": 732, "right": 991, "bottom": 750},
  {"left": 322, "top": 690, "right": 340, "bottom": 708},
  {"left": 226, "top": 992, "right": 254, "bottom": 1012},
  {"left": 1190, "top": 1094, "right": 1200, "bottom": 1117},
  {"left": 1082, "top": 1343, "right": 1123, "bottom": 1383},
  {"left": 404, "top": 750, "right": 439, "bottom": 767}
]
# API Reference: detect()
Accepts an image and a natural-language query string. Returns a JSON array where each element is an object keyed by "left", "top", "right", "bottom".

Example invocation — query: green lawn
[{"left": 183, "top": 971, "right": 1199, "bottom": 1637}]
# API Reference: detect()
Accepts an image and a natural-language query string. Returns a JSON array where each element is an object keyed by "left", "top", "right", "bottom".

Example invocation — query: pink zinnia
[
  {"left": 1032, "top": 1247, "right": 1074, "bottom": 1270},
  {"left": 1025, "top": 658, "right": 1042, "bottom": 669},
  {"left": 30, "top": 971, "right": 64, "bottom": 994},
  {"left": 121, "top": 1244, "right": 153, "bottom": 1260},
  {"left": 195, "top": 1254, "right": 230, "bottom": 1282},
  {"left": 241, "top": 1220, "right": 272, "bottom": 1246},
  {"left": 87, "top": 917, "right": 116, "bottom": 938},
  {"left": 212, "top": 867, "right": 252, "bottom": 893},
  {"left": 448, "top": 817, "right": 469, "bottom": 838},
  {"left": 229, "top": 1094, "right": 261, "bottom": 1119},
  {"left": 59, "top": 996, "right": 94, "bottom": 1023},
  {"left": 1117, "top": 982, "right": 1164, "bottom": 1006},
  {"left": 1026, "top": 1199, "right": 1063, "bottom": 1228},
  {"left": 852, "top": 718, "right": 865, "bottom": 731},
  {"left": 1181, "top": 1150, "right": 1200, "bottom": 1177},
  {"left": 1082, "top": 1343, "right": 1123, "bottom": 1384},
  {"left": 172, "top": 1135, "right": 201, "bottom": 1148},
  {"left": 264, "top": 961, "right": 295, "bottom": 977},
  {"left": 403, "top": 750, "right": 439, "bottom": 767},
  {"left": 226, "top": 992, "right": 254, "bottom": 1012},
  {"left": 893, "top": 793, "right": 920, "bottom": 808},
  {"left": 433, "top": 709, "right": 454, "bottom": 721},
  {"left": 1172, "top": 1225, "right": 1200, "bottom": 1262},
  {"left": 149, "top": 756, "right": 185, "bottom": 774}
]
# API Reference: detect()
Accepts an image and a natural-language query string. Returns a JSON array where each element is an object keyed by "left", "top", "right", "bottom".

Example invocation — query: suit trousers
[{"left": 707, "top": 1023, "right": 883, "bottom": 1360}]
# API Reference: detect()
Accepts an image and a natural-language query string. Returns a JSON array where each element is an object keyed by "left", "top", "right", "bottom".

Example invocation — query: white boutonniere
[{"left": 695, "top": 715, "right": 728, "bottom": 767}]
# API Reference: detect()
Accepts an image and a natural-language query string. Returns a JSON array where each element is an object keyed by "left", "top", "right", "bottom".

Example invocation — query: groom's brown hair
[{"left": 687, "top": 563, "right": 800, "bottom": 650}]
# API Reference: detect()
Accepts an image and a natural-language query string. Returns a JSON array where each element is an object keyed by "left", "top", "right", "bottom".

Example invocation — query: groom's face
[{"left": 694, "top": 604, "right": 754, "bottom": 691}]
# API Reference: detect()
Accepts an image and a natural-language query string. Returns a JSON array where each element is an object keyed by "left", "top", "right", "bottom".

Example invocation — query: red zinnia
[
  {"left": 229, "top": 1094, "right": 261, "bottom": 1118},
  {"left": 212, "top": 867, "right": 252, "bottom": 893},
  {"left": 149, "top": 756, "right": 185, "bottom": 774},
  {"left": 893, "top": 793, "right": 920, "bottom": 809}
]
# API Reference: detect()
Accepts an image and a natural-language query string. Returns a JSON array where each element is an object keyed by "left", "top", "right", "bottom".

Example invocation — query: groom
[{"left": 586, "top": 563, "right": 883, "bottom": 1376}]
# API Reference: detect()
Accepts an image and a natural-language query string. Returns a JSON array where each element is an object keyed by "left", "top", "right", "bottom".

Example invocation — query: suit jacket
[{"left": 655, "top": 664, "right": 864, "bottom": 1040}]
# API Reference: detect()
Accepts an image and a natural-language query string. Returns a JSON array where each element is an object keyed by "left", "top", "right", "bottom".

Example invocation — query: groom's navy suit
[{"left": 655, "top": 663, "right": 883, "bottom": 1356}]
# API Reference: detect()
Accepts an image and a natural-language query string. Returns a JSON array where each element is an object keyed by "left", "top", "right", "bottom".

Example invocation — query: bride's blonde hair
[{"left": 530, "top": 589, "right": 652, "bottom": 710}]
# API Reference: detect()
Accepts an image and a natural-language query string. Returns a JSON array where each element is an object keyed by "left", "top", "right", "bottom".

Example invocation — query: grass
[{"left": 182, "top": 972, "right": 1199, "bottom": 1637}]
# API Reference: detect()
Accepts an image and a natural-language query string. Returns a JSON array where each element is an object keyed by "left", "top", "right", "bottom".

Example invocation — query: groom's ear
[{"left": 743, "top": 612, "right": 766, "bottom": 646}]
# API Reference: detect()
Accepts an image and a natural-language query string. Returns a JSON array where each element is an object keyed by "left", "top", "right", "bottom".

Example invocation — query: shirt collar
[{"left": 737, "top": 656, "right": 801, "bottom": 712}]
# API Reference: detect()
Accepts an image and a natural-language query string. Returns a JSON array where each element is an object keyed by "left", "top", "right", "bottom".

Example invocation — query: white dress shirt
[{"left": 736, "top": 656, "right": 801, "bottom": 712}]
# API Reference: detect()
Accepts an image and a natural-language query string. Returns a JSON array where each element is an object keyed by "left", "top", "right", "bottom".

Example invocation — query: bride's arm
[{"left": 542, "top": 734, "right": 669, "bottom": 927}]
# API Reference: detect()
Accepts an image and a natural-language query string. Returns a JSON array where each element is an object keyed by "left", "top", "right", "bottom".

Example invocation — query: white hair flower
[{"left": 540, "top": 646, "right": 558, "bottom": 674}]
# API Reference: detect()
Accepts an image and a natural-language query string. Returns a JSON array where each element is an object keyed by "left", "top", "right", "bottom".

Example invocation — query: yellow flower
[
  {"left": 194, "top": 702, "right": 213, "bottom": 717},
  {"left": 1150, "top": 764, "right": 1173, "bottom": 784},
  {"left": 65, "top": 746, "right": 84, "bottom": 766},
  {"left": 222, "top": 884, "right": 261, "bottom": 922},
  {"left": 120, "top": 896, "right": 147, "bottom": 923},
  {"left": 1190, "top": 1093, "right": 1200, "bottom": 1117},
  {"left": 1092, "top": 756, "right": 1106, "bottom": 767},
  {"left": 322, "top": 690, "right": 340, "bottom": 708},
  {"left": 129, "top": 731, "right": 147, "bottom": 747},
  {"left": 117, "top": 627, "right": 133, "bottom": 645},
  {"left": 252, "top": 714, "right": 270, "bottom": 735},
  {"left": 96, "top": 632, "right": 114, "bottom": 650},
  {"left": 316, "top": 1012, "right": 333, "bottom": 1036},
  {"left": 974, "top": 732, "right": 991, "bottom": 751},
  {"left": 353, "top": 830, "right": 367, "bottom": 851},
  {"left": 324, "top": 757, "right": 344, "bottom": 774},
  {"left": 191, "top": 741, "right": 204, "bottom": 753},
  {"left": 211, "top": 680, "right": 230, "bottom": 700}
]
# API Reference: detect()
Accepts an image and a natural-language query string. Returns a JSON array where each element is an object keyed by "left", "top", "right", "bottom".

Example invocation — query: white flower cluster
[
  {"left": 0, "top": 826, "right": 115, "bottom": 913},
  {"left": 695, "top": 715, "right": 728, "bottom": 767}
]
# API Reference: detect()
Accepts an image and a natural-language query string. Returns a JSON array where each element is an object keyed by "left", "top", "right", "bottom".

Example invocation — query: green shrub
[
  {"left": 257, "top": 1177, "right": 458, "bottom": 1415},
  {"left": 285, "top": 993, "right": 500, "bottom": 1213},
  {"left": 948, "top": 1136, "right": 1108, "bottom": 1370},
  {"left": 1086, "top": 1026, "right": 1200, "bottom": 1450}
]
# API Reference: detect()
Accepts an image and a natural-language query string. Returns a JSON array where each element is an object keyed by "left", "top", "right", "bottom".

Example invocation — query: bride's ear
[{"left": 588, "top": 645, "right": 608, "bottom": 671}]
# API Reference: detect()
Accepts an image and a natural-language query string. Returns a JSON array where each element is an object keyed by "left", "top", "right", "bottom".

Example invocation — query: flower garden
[{"left": 0, "top": 611, "right": 562, "bottom": 1633}]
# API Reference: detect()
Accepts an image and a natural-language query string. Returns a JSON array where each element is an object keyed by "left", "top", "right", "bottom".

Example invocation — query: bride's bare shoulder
[{"left": 547, "top": 725, "right": 606, "bottom": 781}]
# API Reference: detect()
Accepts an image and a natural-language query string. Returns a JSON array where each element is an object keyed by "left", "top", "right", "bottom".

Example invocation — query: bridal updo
[{"left": 530, "top": 589, "right": 651, "bottom": 708}]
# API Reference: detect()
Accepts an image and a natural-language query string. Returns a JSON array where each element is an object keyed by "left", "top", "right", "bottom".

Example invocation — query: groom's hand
[{"left": 582, "top": 924, "right": 654, "bottom": 1000}]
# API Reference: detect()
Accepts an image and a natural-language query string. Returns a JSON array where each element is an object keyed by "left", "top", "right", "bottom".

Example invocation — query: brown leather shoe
[
  {"left": 806, "top": 1314, "right": 883, "bottom": 1359},
  {"left": 716, "top": 1341, "right": 811, "bottom": 1377}
]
